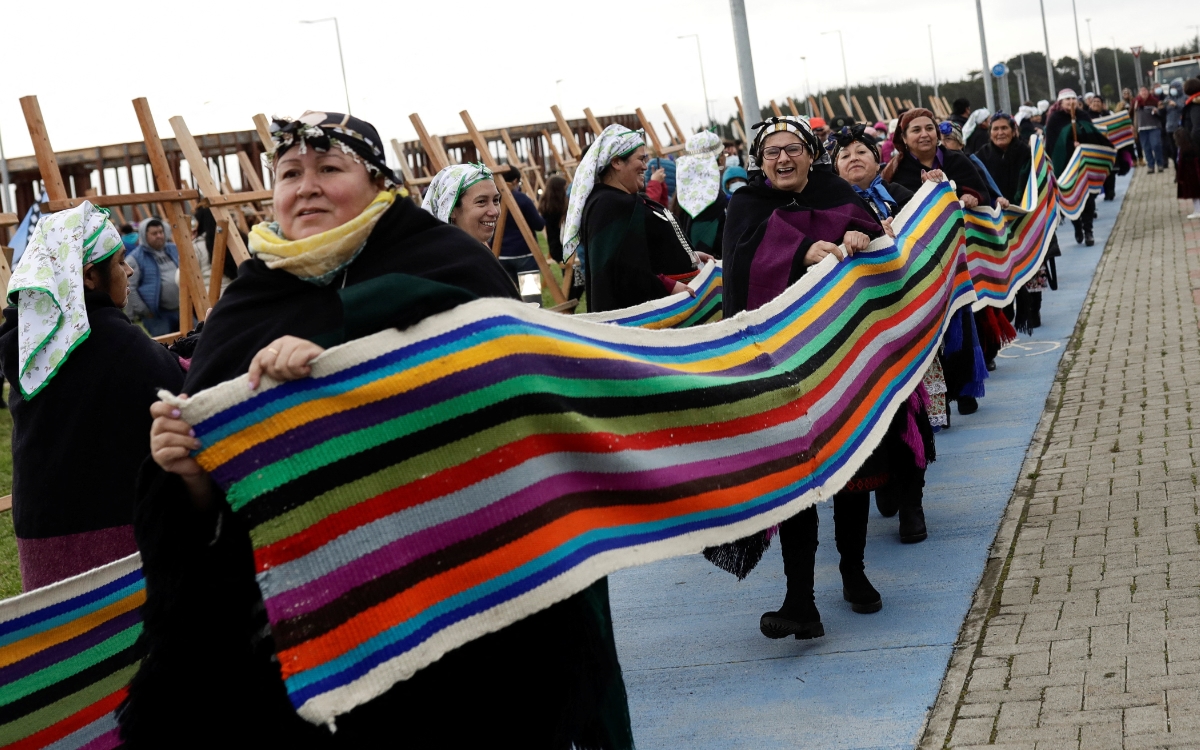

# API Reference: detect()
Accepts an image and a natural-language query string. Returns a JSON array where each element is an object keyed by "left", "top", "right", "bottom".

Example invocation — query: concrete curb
[{"left": 918, "top": 170, "right": 1139, "bottom": 749}]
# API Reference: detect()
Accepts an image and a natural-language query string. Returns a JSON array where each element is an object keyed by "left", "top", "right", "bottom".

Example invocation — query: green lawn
[{"left": 0, "top": 384, "right": 20, "bottom": 599}]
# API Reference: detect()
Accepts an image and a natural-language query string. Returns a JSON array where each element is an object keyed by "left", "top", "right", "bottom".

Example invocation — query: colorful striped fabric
[
  {"left": 1055, "top": 143, "right": 1117, "bottom": 220},
  {"left": 961, "top": 134, "right": 1060, "bottom": 310},
  {"left": 1092, "top": 110, "right": 1136, "bottom": 150},
  {"left": 0, "top": 554, "right": 143, "bottom": 750},
  {"left": 578, "top": 260, "right": 723, "bottom": 328},
  {"left": 165, "top": 180, "right": 976, "bottom": 726}
]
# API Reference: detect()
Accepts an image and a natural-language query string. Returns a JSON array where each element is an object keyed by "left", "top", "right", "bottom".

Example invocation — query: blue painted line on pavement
[{"left": 609, "top": 175, "right": 1130, "bottom": 749}]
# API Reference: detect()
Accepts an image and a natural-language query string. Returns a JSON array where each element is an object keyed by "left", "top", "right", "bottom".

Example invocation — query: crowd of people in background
[{"left": 0, "top": 70, "right": 1198, "bottom": 747}]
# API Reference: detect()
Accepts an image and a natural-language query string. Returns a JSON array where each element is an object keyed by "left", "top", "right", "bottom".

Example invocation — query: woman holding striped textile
[
  {"left": 719, "top": 116, "right": 913, "bottom": 641},
  {"left": 124, "top": 111, "right": 634, "bottom": 749}
]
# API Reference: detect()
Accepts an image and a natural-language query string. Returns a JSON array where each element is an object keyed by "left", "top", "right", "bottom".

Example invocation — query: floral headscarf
[
  {"left": 269, "top": 111, "right": 400, "bottom": 187},
  {"left": 562, "top": 124, "right": 645, "bottom": 261},
  {"left": 422, "top": 163, "right": 494, "bottom": 223},
  {"left": 676, "top": 131, "right": 723, "bottom": 218},
  {"left": 6, "top": 202, "right": 123, "bottom": 398}
]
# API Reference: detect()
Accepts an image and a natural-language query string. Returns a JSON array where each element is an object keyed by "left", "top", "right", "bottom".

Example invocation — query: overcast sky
[{"left": 1, "top": 0, "right": 1197, "bottom": 165}]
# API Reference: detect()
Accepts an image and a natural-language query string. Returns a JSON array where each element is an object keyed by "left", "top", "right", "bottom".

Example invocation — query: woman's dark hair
[
  {"left": 85, "top": 252, "right": 120, "bottom": 291},
  {"left": 1185, "top": 78, "right": 1200, "bottom": 96},
  {"left": 539, "top": 175, "right": 569, "bottom": 216},
  {"left": 119, "top": 223, "right": 135, "bottom": 234}
]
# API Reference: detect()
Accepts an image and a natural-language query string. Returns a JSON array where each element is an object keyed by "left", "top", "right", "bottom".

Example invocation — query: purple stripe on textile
[
  {"left": 79, "top": 728, "right": 123, "bottom": 750},
  {"left": 0, "top": 608, "right": 140, "bottom": 683},
  {"left": 264, "top": 426, "right": 826, "bottom": 619}
]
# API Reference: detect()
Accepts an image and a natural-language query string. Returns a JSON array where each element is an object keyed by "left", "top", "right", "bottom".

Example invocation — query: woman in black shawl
[
  {"left": 721, "top": 116, "right": 895, "bottom": 642},
  {"left": 562, "top": 124, "right": 709, "bottom": 313},
  {"left": 121, "top": 112, "right": 634, "bottom": 750},
  {"left": 882, "top": 108, "right": 992, "bottom": 208},
  {"left": 1044, "top": 89, "right": 1114, "bottom": 246}
]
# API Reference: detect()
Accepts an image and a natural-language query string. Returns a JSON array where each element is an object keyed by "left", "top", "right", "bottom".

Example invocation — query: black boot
[
  {"left": 957, "top": 396, "right": 979, "bottom": 415},
  {"left": 1074, "top": 223, "right": 1084, "bottom": 244},
  {"left": 1085, "top": 230, "right": 1095, "bottom": 246},
  {"left": 899, "top": 506, "right": 928, "bottom": 544},
  {"left": 834, "top": 491, "right": 882, "bottom": 614},
  {"left": 1027, "top": 291, "right": 1042, "bottom": 330},
  {"left": 874, "top": 487, "right": 899, "bottom": 518},
  {"left": 761, "top": 507, "right": 824, "bottom": 640}
]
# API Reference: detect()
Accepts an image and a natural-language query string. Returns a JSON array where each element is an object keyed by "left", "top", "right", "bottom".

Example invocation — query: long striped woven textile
[
  {"left": 1092, "top": 110, "right": 1136, "bottom": 150},
  {"left": 163, "top": 179, "right": 976, "bottom": 726},
  {"left": 1055, "top": 143, "right": 1117, "bottom": 220},
  {"left": 578, "top": 260, "right": 723, "bottom": 328},
  {"left": 0, "top": 555, "right": 143, "bottom": 750},
  {"left": 961, "top": 134, "right": 1059, "bottom": 310}
]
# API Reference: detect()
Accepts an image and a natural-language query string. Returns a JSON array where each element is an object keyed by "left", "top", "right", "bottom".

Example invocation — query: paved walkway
[
  {"left": 924, "top": 170, "right": 1200, "bottom": 749},
  {"left": 608, "top": 174, "right": 1132, "bottom": 748}
]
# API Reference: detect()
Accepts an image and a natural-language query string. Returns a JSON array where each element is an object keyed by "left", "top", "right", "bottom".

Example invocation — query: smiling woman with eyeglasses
[{"left": 717, "top": 116, "right": 897, "bottom": 642}]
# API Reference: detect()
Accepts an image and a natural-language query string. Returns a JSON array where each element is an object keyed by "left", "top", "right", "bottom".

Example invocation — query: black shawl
[
  {"left": 119, "top": 198, "right": 633, "bottom": 749},
  {"left": 680, "top": 189, "right": 728, "bottom": 259},
  {"left": 580, "top": 184, "right": 695, "bottom": 313},
  {"left": 975, "top": 140, "right": 1033, "bottom": 203},
  {"left": 722, "top": 169, "right": 883, "bottom": 317},
  {"left": 886, "top": 147, "right": 993, "bottom": 204},
  {"left": 1044, "top": 107, "right": 1112, "bottom": 175},
  {"left": 0, "top": 292, "right": 184, "bottom": 540}
]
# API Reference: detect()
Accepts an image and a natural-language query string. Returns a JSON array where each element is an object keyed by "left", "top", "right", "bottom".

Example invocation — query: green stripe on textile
[
  {"left": 248, "top": 382, "right": 808, "bottom": 547},
  {"left": 0, "top": 626, "right": 140, "bottom": 708},
  {"left": 0, "top": 662, "right": 137, "bottom": 745}
]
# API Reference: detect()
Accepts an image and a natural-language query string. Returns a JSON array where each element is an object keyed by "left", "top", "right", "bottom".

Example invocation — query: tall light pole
[
  {"left": 821, "top": 30, "right": 851, "bottom": 115},
  {"left": 728, "top": 0, "right": 761, "bottom": 148},
  {"left": 1039, "top": 0, "right": 1056, "bottom": 95},
  {"left": 1070, "top": 0, "right": 1086, "bottom": 89},
  {"left": 801, "top": 56, "right": 814, "bottom": 117},
  {"left": 1111, "top": 38, "right": 1123, "bottom": 98},
  {"left": 1085, "top": 19, "right": 1100, "bottom": 94},
  {"left": 300, "top": 18, "right": 351, "bottom": 115},
  {"left": 678, "top": 34, "right": 712, "bottom": 126},
  {"left": 0, "top": 124, "right": 9, "bottom": 213},
  {"left": 928, "top": 25, "right": 940, "bottom": 99},
  {"left": 974, "top": 0, "right": 996, "bottom": 111}
]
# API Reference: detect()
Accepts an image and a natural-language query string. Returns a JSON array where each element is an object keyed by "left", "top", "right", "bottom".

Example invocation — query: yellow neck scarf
[{"left": 248, "top": 190, "right": 395, "bottom": 284}]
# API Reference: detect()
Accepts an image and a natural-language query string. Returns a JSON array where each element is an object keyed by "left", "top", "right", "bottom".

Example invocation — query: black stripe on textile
[{"left": 0, "top": 645, "right": 140, "bottom": 727}]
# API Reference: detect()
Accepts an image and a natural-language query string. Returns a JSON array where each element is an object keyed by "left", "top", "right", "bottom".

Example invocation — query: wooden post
[
  {"left": 19, "top": 96, "right": 69, "bottom": 202},
  {"left": 635, "top": 108, "right": 665, "bottom": 156},
  {"left": 851, "top": 96, "right": 868, "bottom": 122},
  {"left": 770, "top": 99, "right": 783, "bottom": 117},
  {"left": 583, "top": 108, "right": 604, "bottom": 136},
  {"left": 821, "top": 96, "right": 836, "bottom": 120},
  {"left": 132, "top": 98, "right": 210, "bottom": 328},
  {"left": 808, "top": 97, "right": 821, "bottom": 119},
  {"left": 838, "top": 94, "right": 853, "bottom": 117},
  {"left": 409, "top": 114, "right": 450, "bottom": 172},
  {"left": 389, "top": 140, "right": 426, "bottom": 206},
  {"left": 550, "top": 105, "right": 583, "bottom": 161},
  {"left": 166, "top": 112, "right": 252, "bottom": 274},
  {"left": 542, "top": 130, "right": 574, "bottom": 179},
  {"left": 460, "top": 110, "right": 568, "bottom": 307},
  {"left": 867, "top": 96, "right": 883, "bottom": 122},
  {"left": 732, "top": 119, "right": 748, "bottom": 146},
  {"left": 663, "top": 104, "right": 687, "bottom": 142},
  {"left": 734, "top": 96, "right": 746, "bottom": 127},
  {"left": 207, "top": 216, "right": 231, "bottom": 308},
  {"left": 786, "top": 97, "right": 801, "bottom": 116}
]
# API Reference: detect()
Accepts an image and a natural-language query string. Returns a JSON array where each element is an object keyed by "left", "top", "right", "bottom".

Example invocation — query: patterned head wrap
[
  {"left": 562, "top": 124, "right": 645, "bottom": 261},
  {"left": 830, "top": 123, "right": 881, "bottom": 166},
  {"left": 939, "top": 120, "right": 965, "bottom": 145},
  {"left": 269, "top": 111, "right": 400, "bottom": 187},
  {"left": 961, "top": 108, "right": 991, "bottom": 142},
  {"left": 749, "top": 116, "right": 825, "bottom": 164},
  {"left": 6, "top": 202, "right": 123, "bottom": 398},
  {"left": 676, "top": 131, "right": 723, "bottom": 218},
  {"left": 422, "top": 163, "right": 494, "bottom": 224}
]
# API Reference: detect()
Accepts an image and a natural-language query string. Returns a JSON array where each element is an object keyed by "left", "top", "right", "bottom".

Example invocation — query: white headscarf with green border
[
  {"left": 675, "top": 130, "right": 723, "bottom": 218},
  {"left": 422, "top": 163, "right": 493, "bottom": 223},
  {"left": 7, "top": 202, "right": 123, "bottom": 398},
  {"left": 561, "top": 124, "right": 645, "bottom": 262}
]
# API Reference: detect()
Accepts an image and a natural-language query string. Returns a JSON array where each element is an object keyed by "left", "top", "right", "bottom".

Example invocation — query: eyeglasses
[{"left": 761, "top": 143, "right": 808, "bottom": 160}]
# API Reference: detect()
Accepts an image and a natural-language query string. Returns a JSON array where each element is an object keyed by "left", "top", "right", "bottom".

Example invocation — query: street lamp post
[
  {"left": 1086, "top": 18, "right": 1101, "bottom": 94},
  {"left": 821, "top": 30, "right": 851, "bottom": 115},
  {"left": 974, "top": 0, "right": 996, "bottom": 112},
  {"left": 0, "top": 124, "right": 9, "bottom": 214},
  {"left": 801, "top": 56, "right": 813, "bottom": 117},
  {"left": 928, "top": 25, "right": 939, "bottom": 100},
  {"left": 1070, "top": 0, "right": 1086, "bottom": 89},
  {"left": 1039, "top": 0, "right": 1056, "bottom": 95},
  {"left": 1111, "top": 38, "right": 1123, "bottom": 98},
  {"left": 678, "top": 34, "right": 712, "bottom": 126},
  {"left": 300, "top": 17, "right": 351, "bottom": 115},
  {"left": 728, "top": 0, "right": 761, "bottom": 147}
]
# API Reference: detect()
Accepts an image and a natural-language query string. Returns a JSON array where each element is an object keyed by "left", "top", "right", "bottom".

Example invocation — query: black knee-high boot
[
  {"left": 895, "top": 464, "right": 929, "bottom": 544},
  {"left": 760, "top": 507, "right": 824, "bottom": 640},
  {"left": 834, "top": 491, "right": 882, "bottom": 613}
]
